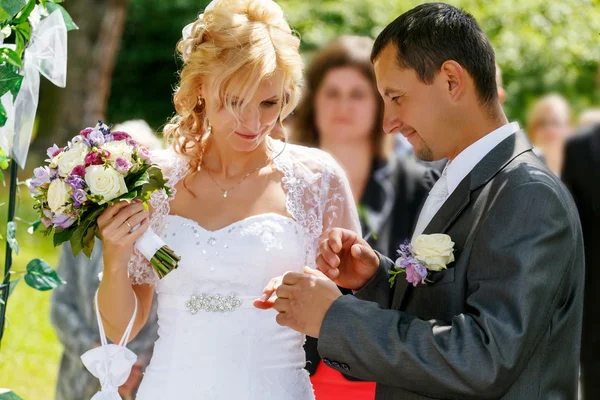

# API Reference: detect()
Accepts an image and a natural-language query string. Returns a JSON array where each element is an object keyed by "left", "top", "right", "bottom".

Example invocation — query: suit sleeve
[{"left": 318, "top": 181, "right": 580, "bottom": 399}]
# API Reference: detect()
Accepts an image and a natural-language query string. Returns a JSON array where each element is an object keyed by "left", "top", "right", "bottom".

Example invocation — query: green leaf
[
  {"left": 0, "top": 0, "right": 27, "bottom": 18},
  {"left": 39, "top": 0, "right": 46, "bottom": 9},
  {"left": 53, "top": 225, "right": 76, "bottom": 247},
  {"left": 0, "top": 47, "right": 23, "bottom": 68},
  {"left": 142, "top": 166, "right": 169, "bottom": 196},
  {"left": 0, "top": 388, "right": 24, "bottom": 399},
  {"left": 46, "top": 3, "right": 78, "bottom": 31},
  {"left": 0, "top": 65, "right": 23, "bottom": 99},
  {"left": 13, "top": 22, "right": 31, "bottom": 56},
  {"left": 7, "top": 220, "right": 19, "bottom": 255},
  {"left": 0, "top": 147, "right": 8, "bottom": 169},
  {"left": 70, "top": 207, "right": 103, "bottom": 256},
  {"left": 11, "top": 0, "right": 35, "bottom": 24},
  {"left": 81, "top": 224, "right": 96, "bottom": 258},
  {"left": 24, "top": 258, "right": 65, "bottom": 291},
  {"left": 27, "top": 219, "right": 41, "bottom": 234},
  {"left": 0, "top": 7, "right": 11, "bottom": 23},
  {"left": 0, "top": 102, "right": 6, "bottom": 128}
]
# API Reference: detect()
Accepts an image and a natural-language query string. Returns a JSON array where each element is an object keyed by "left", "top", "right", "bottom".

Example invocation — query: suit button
[
  {"left": 331, "top": 361, "right": 341, "bottom": 369},
  {"left": 323, "top": 358, "right": 332, "bottom": 367},
  {"left": 341, "top": 363, "right": 350, "bottom": 371}
]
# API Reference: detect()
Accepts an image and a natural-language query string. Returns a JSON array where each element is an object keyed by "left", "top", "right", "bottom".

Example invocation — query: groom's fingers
[
  {"left": 350, "top": 243, "right": 380, "bottom": 270},
  {"left": 319, "top": 239, "right": 341, "bottom": 268},
  {"left": 316, "top": 254, "right": 340, "bottom": 280}
]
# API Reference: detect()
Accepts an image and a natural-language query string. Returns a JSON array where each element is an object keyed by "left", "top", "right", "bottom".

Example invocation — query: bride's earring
[{"left": 197, "top": 96, "right": 203, "bottom": 106}]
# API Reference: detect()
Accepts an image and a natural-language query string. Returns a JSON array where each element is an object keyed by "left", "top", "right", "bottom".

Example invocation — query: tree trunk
[{"left": 34, "top": 0, "right": 129, "bottom": 154}]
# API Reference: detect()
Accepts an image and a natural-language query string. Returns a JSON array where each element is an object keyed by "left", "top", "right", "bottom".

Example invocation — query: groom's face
[{"left": 373, "top": 44, "right": 449, "bottom": 161}]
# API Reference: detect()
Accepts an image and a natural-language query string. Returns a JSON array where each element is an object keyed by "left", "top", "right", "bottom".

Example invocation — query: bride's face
[{"left": 202, "top": 71, "right": 284, "bottom": 153}]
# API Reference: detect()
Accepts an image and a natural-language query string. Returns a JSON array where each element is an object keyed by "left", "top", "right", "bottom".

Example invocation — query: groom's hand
[
  {"left": 271, "top": 267, "right": 342, "bottom": 337},
  {"left": 317, "top": 228, "right": 380, "bottom": 291}
]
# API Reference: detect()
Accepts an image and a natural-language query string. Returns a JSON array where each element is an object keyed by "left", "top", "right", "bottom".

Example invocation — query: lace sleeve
[
  {"left": 128, "top": 149, "right": 189, "bottom": 285},
  {"left": 275, "top": 142, "right": 361, "bottom": 269}
]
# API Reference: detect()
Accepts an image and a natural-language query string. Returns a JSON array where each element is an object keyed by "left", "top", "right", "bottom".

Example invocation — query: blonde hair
[
  {"left": 526, "top": 93, "right": 571, "bottom": 144},
  {"left": 164, "top": 0, "right": 303, "bottom": 170}
]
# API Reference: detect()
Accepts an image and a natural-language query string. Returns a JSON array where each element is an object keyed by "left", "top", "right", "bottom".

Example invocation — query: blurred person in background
[
  {"left": 562, "top": 121, "right": 600, "bottom": 400},
  {"left": 526, "top": 93, "right": 573, "bottom": 176},
  {"left": 578, "top": 108, "right": 600, "bottom": 129},
  {"left": 293, "top": 35, "right": 437, "bottom": 400},
  {"left": 51, "top": 120, "right": 163, "bottom": 400}
]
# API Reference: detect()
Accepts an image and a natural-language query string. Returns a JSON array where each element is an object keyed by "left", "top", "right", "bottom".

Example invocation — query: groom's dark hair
[{"left": 371, "top": 2, "right": 498, "bottom": 108}]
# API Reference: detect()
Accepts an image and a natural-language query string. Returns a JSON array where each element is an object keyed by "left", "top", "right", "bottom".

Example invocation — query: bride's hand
[
  {"left": 97, "top": 199, "right": 150, "bottom": 272},
  {"left": 253, "top": 275, "right": 286, "bottom": 309},
  {"left": 316, "top": 228, "right": 380, "bottom": 291}
]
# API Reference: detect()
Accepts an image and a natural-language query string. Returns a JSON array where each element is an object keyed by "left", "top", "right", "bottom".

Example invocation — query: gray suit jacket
[{"left": 318, "top": 132, "right": 584, "bottom": 399}]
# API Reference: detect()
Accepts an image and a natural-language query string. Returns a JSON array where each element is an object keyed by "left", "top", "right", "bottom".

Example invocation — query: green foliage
[
  {"left": 108, "top": 0, "right": 599, "bottom": 131},
  {"left": 6, "top": 220, "right": 18, "bottom": 254},
  {"left": 23, "top": 258, "right": 65, "bottom": 291}
]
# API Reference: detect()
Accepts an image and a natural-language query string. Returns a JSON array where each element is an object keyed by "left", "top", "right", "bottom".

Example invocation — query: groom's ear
[{"left": 439, "top": 61, "right": 465, "bottom": 102}]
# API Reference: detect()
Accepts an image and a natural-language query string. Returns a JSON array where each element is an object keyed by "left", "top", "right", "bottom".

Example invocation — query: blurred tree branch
[{"left": 35, "top": 0, "right": 129, "bottom": 153}]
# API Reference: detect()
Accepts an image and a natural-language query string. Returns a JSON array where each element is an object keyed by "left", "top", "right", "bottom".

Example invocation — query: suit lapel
[{"left": 392, "top": 131, "right": 533, "bottom": 311}]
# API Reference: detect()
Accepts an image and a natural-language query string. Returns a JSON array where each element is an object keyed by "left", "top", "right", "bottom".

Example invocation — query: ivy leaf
[
  {"left": 0, "top": 0, "right": 27, "bottom": 18},
  {"left": 46, "top": 3, "right": 78, "bottom": 31},
  {"left": 14, "top": 22, "right": 31, "bottom": 56},
  {"left": 0, "top": 47, "right": 23, "bottom": 68},
  {"left": 0, "top": 65, "right": 24, "bottom": 99},
  {"left": 24, "top": 258, "right": 65, "bottom": 291},
  {"left": 11, "top": 0, "right": 36, "bottom": 25},
  {"left": 0, "top": 7, "right": 11, "bottom": 23},
  {"left": 7, "top": 220, "right": 19, "bottom": 255}
]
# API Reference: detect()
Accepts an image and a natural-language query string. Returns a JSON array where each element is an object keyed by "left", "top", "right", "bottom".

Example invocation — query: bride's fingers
[
  {"left": 318, "top": 239, "right": 341, "bottom": 269},
  {"left": 255, "top": 276, "right": 282, "bottom": 304}
]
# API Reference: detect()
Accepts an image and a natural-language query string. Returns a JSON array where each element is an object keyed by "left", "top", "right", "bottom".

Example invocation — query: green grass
[{"left": 1, "top": 183, "right": 64, "bottom": 400}]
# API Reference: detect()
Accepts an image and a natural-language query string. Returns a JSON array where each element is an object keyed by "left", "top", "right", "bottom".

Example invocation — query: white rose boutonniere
[{"left": 389, "top": 234, "right": 456, "bottom": 287}]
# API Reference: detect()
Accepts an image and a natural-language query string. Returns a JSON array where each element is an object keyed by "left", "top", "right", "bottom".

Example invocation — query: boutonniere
[{"left": 389, "top": 234, "right": 455, "bottom": 288}]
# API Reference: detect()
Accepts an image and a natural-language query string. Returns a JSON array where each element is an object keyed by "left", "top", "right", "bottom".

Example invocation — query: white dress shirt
[{"left": 412, "top": 122, "right": 520, "bottom": 240}]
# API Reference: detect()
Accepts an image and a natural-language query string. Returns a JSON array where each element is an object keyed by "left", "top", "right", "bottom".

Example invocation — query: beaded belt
[{"left": 158, "top": 293, "right": 256, "bottom": 314}]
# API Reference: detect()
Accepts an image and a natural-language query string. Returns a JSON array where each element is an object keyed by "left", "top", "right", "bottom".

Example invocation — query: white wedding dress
[{"left": 127, "top": 138, "right": 360, "bottom": 399}]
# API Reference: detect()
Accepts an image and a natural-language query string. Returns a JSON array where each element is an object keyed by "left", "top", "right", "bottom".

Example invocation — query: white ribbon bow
[
  {"left": 0, "top": 9, "right": 67, "bottom": 168},
  {"left": 80, "top": 344, "right": 137, "bottom": 400}
]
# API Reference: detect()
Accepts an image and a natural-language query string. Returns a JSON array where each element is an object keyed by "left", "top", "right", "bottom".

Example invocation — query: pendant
[{"left": 223, "top": 191, "right": 228, "bottom": 198}]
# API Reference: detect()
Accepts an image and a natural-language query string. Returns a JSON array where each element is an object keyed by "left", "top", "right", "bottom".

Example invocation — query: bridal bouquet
[{"left": 29, "top": 121, "right": 179, "bottom": 278}]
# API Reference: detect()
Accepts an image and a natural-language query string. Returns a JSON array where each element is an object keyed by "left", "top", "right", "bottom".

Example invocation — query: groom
[{"left": 260, "top": 3, "right": 585, "bottom": 399}]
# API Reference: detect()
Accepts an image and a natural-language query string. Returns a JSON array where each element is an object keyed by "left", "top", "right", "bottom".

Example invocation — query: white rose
[
  {"left": 85, "top": 165, "right": 128, "bottom": 204},
  {"left": 57, "top": 142, "right": 88, "bottom": 177},
  {"left": 412, "top": 234, "right": 455, "bottom": 271},
  {"left": 101, "top": 141, "right": 134, "bottom": 163},
  {"left": 47, "top": 179, "right": 73, "bottom": 213}
]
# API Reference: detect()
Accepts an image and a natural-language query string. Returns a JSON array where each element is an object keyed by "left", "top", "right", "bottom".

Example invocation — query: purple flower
[
  {"left": 80, "top": 128, "right": 94, "bottom": 138},
  {"left": 42, "top": 208, "right": 53, "bottom": 219},
  {"left": 47, "top": 145, "right": 60, "bottom": 159},
  {"left": 137, "top": 146, "right": 151, "bottom": 161},
  {"left": 30, "top": 166, "right": 51, "bottom": 188},
  {"left": 71, "top": 189, "right": 88, "bottom": 208},
  {"left": 71, "top": 165, "right": 86, "bottom": 177},
  {"left": 41, "top": 218, "right": 52, "bottom": 227},
  {"left": 405, "top": 261, "right": 428, "bottom": 287},
  {"left": 88, "top": 129, "right": 105, "bottom": 147},
  {"left": 104, "top": 134, "right": 115, "bottom": 142},
  {"left": 127, "top": 139, "right": 138, "bottom": 148},
  {"left": 112, "top": 131, "right": 131, "bottom": 141},
  {"left": 65, "top": 175, "right": 87, "bottom": 189},
  {"left": 52, "top": 213, "right": 77, "bottom": 229},
  {"left": 114, "top": 157, "right": 132, "bottom": 174}
]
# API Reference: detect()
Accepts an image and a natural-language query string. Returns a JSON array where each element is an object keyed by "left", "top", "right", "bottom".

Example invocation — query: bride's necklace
[{"left": 203, "top": 158, "right": 270, "bottom": 199}]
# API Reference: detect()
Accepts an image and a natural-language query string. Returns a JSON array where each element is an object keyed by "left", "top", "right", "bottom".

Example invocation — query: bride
[{"left": 94, "top": 0, "right": 360, "bottom": 398}]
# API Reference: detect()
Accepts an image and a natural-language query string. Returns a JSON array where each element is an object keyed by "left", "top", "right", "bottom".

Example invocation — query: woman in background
[
  {"left": 526, "top": 93, "right": 573, "bottom": 176},
  {"left": 293, "top": 35, "right": 437, "bottom": 400}
]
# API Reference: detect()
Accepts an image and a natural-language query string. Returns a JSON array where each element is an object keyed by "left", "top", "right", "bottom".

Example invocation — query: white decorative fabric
[
  {"left": 127, "top": 138, "right": 361, "bottom": 285},
  {"left": 80, "top": 291, "right": 138, "bottom": 399},
  {"left": 127, "top": 138, "right": 360, "bottom": 399}
]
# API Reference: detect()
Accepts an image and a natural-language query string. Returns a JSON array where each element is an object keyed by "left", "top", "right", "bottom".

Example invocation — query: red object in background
[{"left": 311, "top": 360, "right": 376, "bottom": 399}]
